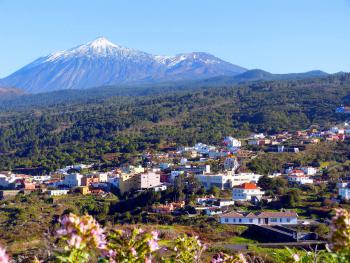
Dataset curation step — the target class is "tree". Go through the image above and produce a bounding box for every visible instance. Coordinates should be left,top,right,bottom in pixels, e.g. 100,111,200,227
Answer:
280,189,301,208
209,186,220,197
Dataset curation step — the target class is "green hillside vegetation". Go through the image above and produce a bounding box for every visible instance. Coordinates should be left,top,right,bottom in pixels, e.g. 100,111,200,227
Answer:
1,74,350,173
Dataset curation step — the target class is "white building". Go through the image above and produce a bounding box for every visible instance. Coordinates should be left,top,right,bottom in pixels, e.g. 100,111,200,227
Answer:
0,173,18,188
63,173,83,188
338,182,350,200
223,136,242,148
0,174,10,188
301,167,317,176
97,173,108,182
230,173,263,187
287,170,313,185
224,157,239,172
47,189,69,196
232,183,265,202
196,172,263,190
219,211,298,225
194,143,216,155
180,158,188,166
195,173,233,190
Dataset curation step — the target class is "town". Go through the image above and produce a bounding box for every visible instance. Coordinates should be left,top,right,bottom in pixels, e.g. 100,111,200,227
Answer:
1,124,349,237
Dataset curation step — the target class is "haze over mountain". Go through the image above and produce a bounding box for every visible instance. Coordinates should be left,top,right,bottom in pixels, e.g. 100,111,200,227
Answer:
0,38,247,93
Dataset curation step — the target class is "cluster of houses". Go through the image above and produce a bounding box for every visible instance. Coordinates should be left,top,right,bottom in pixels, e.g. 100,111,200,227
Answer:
247,125,350,153
2,132,350,226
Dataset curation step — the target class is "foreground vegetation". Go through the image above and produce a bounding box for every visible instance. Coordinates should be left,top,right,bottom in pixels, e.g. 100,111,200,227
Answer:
1,208,350,263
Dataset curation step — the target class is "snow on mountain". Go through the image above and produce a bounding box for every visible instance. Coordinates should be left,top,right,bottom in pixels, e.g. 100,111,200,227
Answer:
0,37,247,93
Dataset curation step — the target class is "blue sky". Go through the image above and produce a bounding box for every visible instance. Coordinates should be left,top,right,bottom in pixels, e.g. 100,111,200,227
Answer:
0,0,349,77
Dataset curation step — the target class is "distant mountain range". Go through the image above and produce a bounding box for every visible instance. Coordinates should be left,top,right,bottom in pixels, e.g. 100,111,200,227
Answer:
0,38,246,93
0,37,330,94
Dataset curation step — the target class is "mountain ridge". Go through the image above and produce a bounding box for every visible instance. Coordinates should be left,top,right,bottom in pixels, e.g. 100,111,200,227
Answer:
0,37,246,93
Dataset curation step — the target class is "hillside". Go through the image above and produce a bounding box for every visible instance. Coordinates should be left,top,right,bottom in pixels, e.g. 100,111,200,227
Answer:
0,74,350,173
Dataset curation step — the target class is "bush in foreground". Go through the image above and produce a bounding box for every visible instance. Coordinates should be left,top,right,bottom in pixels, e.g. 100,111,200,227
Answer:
1,208,350,262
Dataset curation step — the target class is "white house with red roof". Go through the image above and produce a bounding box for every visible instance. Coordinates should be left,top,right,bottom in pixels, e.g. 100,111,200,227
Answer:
287,169,313,185
219,211,298,225
232,183,264,201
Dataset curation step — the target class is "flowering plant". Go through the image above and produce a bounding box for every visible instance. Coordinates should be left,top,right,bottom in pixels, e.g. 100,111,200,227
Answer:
56,213,106,263
211,252,248,263
99,228,159,263
163,234,206,263
285,208,350,263
0,246,9,263
330,208,350,254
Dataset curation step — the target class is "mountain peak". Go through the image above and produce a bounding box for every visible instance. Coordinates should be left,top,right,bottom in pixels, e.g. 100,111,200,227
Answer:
0,39,247,93
88,37,118,49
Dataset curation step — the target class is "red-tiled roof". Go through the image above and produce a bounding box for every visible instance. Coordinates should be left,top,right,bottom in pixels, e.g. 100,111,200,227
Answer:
290,169,304,174
234,183,258,189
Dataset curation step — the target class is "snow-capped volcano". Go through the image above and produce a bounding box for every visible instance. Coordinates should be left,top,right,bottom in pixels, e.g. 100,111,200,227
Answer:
0,37,246,93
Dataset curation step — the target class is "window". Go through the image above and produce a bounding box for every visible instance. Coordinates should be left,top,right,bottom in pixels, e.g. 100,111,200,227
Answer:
280,218,282,222
287,218,291,223
239,219,242,223
249,219,253,223
225,218,229,223
270,218,278,222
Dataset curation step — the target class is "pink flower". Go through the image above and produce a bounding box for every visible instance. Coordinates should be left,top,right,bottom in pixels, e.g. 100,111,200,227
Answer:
145,256,152,263
151,231,158,240
0,246,9,263
147,239,159,252
292,254,300,262
68,234,82,249
238,253,247,263
130,247,137,256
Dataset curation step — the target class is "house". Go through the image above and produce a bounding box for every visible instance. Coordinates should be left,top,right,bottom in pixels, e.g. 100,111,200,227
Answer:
63,173,83,188
196,171,263,190
23,180,36,190
223,136,241,148
119,170,161,194
196,197,234,207
338,182,350,200
301,167,317,176
194,143,216,155
231,173,262,187
81,176,100,187
205,207,224,216
219,211,298,225
287,170,313,185
78,186,90,195
152,184,168,192
224,157,239,172
0,174,11,188
248,139,271,146
195,173,233,190
232,183,264,202
47,189,69,196
151,201,185,214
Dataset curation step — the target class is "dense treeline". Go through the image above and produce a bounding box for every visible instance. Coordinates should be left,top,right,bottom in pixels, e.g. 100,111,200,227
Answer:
1,74,350,173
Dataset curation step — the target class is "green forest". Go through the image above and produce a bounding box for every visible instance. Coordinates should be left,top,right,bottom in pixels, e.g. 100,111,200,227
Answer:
1,74,350,173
